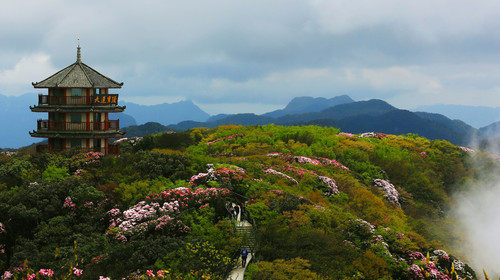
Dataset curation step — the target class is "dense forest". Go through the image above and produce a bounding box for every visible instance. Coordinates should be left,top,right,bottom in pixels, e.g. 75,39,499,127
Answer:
0,124,496,279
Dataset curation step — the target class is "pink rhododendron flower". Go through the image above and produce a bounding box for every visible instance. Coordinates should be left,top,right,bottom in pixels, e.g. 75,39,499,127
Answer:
373,179,401,208
39,269,54,277
27,274,35,280
63,196,76,210
458,146,475,153
73,267,83,276
318,176,340,195
337,132,354,137
265,168,299,185
1,271,12,280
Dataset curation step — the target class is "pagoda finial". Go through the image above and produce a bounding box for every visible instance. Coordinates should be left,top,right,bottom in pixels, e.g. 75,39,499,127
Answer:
77,39,81,63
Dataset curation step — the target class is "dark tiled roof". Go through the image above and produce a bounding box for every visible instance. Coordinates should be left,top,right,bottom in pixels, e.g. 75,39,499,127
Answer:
33,47,123,88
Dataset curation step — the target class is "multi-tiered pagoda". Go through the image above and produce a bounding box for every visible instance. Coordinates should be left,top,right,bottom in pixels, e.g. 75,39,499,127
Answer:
30,46,125,155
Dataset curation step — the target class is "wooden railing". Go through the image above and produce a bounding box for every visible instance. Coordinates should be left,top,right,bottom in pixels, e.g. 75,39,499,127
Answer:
36,145,120,156
38,94,119,106
37,120,119,131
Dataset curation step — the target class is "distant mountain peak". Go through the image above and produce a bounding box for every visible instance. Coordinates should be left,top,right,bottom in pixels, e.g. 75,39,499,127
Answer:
264,95,355,118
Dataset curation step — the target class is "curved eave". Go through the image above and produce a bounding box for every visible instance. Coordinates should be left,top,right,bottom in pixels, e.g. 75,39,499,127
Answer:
30,105,126,113
30,130,125,139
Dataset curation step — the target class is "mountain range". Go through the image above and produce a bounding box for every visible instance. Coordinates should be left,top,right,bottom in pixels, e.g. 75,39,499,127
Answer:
1,93,500,148
168,98,479,145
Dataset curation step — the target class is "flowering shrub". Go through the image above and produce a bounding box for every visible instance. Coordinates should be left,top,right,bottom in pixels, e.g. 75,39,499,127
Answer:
267,153,349,170
62,196,76,210
107,187,230,241
189,165,247,188
457,146,475,153
337,132,355,137
115,137,143,146
261,164,317,179
207,133,244,145
314,156,350,170
373,179,401,207
65,151,104,172
107,200,188,240
265,168,299,185
317,176,340,196
359,132,387,139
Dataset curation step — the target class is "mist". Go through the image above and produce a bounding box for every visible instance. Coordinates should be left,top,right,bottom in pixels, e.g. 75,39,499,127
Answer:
450,142,500,277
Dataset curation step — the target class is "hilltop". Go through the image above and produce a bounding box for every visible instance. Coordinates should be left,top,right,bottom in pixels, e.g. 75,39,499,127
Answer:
0,124,491,279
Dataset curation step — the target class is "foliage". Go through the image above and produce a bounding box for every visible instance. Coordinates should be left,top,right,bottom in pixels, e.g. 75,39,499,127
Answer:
0,124,487,279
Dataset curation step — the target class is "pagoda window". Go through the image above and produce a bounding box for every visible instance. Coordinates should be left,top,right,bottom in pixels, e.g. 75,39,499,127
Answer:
93,139,101,148
51,88,64,96
71,113,82,123
71,88,82,96
50,139,63,148
71,139,82,148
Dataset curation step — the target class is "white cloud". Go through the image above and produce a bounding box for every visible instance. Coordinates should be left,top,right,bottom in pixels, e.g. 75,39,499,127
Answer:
0,53,57,96
360,66,442,93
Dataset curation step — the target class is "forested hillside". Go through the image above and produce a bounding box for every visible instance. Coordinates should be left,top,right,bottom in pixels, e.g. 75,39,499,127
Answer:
1,125,495,279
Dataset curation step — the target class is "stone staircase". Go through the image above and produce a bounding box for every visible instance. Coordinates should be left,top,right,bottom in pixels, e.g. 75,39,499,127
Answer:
235,221,257,253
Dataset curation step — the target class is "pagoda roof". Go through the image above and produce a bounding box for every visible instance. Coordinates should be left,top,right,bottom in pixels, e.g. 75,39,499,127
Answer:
32,46,123,89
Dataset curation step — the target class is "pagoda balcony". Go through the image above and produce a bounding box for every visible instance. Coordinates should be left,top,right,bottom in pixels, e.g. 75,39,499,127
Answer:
37,119,120,132
36,144,120,156
37,94,119,106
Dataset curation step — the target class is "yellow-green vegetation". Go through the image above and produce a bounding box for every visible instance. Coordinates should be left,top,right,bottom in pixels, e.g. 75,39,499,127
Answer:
1,124,494,279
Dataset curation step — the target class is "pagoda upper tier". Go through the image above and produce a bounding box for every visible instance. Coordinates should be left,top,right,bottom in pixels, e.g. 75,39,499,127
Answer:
32,46,123,89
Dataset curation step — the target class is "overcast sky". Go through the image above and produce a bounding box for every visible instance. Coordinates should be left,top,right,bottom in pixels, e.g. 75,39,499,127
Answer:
2,0,500,114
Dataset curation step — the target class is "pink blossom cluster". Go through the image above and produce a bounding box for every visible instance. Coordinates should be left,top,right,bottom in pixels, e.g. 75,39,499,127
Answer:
74,169,85,177
267,153,350,170
114,200,180,232
114,137,143,146
337,132,355,137
0,151,17,157
292,156,323,165
207,133,244,145
407,264,424,279
265,168,299,185
406,251,426,262
210,153,236,157
211,167,247,183
432,249,450,261
261,164,317,179
1,271,12,280
407,261,455,280
107,187,231,240
270,189,310,203
73,268,83,276
458,146,475,153
99,277,110,280
373,179,401,208
359,132,386,139
0,222,5,234
39,269,54,277
147,187,231,210
314,157,350,170
267,153,322,165
354,219,376,234
62,196,76,210
317,176,339,195
188,164,216,185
